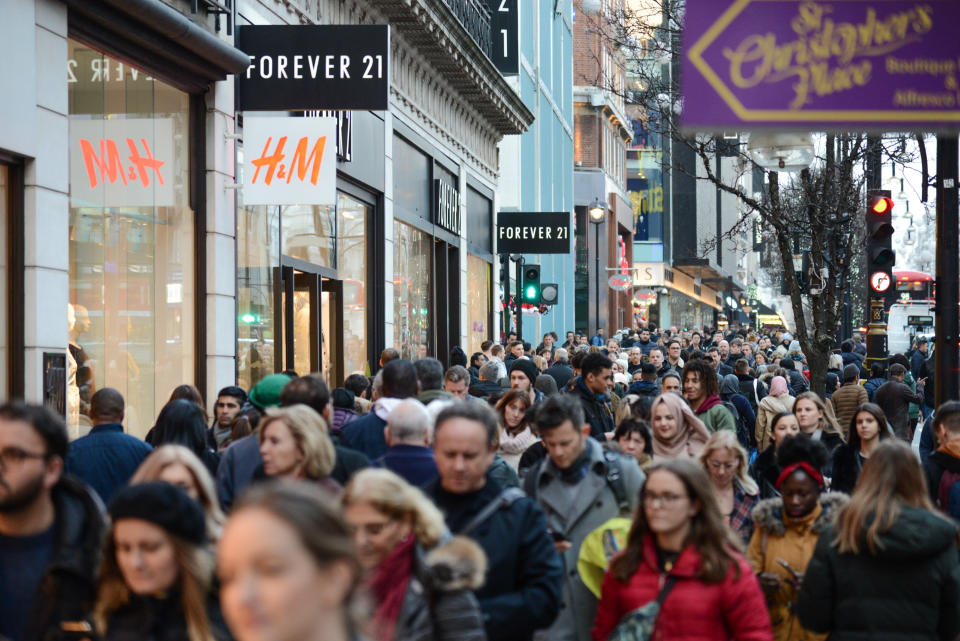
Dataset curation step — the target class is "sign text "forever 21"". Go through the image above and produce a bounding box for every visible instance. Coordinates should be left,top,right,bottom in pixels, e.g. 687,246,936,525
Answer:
237,24,390,112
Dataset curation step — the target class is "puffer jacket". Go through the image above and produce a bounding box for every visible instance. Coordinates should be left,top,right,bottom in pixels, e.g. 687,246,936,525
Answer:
394,537,488,641
592,534,773,641
746,494,849,641
863,376,886,402
755,393,795,451
797,506,960,641
831,383,868,438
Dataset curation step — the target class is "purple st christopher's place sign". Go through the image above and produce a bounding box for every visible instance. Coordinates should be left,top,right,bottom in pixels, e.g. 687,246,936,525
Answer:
682,0,960,130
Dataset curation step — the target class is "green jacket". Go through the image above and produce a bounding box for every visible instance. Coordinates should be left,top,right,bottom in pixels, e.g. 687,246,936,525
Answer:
696,398,737,433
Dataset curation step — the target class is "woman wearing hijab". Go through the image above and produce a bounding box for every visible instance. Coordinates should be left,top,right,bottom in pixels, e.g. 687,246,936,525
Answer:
756,377,796,451
649,392,712,459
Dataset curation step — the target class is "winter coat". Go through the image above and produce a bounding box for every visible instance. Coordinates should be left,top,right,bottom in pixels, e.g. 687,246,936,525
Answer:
830,443,866,495
873,380,924,440
22,477,105,641
923,449,960,509
342,410,389,459
755,394,795,451
426,475,563,641
489,454,520,488
786,369,809,396
572,377,615,441
592,534,773,641
750,445,780,500
332,406,360,436
102,590,230,641
65,423,153,505
863,376,886,402
695,396,737,434
498,426,539,470
469,380,504,400
797,506,960,641
543,363,574,390
394,537,488,641
746,494,849,641
523,438,644,641
830,383,868,438
738,375,767,411
375,444,439,487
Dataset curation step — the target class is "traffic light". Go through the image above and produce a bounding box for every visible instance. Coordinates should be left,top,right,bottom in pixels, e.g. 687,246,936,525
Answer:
866,189,895,305
541,282,559,305
522,264,541,304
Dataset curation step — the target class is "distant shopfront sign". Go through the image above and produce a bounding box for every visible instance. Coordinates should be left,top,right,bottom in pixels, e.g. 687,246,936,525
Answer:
242,117,337,205
237,25,389,111
496,212,572,254
683,0,960,129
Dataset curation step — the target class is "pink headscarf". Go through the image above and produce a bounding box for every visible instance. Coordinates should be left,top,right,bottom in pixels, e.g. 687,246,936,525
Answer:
769,376,789,397
650,392,712,459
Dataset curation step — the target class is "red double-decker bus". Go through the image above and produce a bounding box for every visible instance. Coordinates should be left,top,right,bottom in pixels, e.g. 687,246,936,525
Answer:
894,270,934,302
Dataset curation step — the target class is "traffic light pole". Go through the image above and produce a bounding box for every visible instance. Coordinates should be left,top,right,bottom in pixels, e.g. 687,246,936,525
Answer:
935,135,959,406
515,257,524,344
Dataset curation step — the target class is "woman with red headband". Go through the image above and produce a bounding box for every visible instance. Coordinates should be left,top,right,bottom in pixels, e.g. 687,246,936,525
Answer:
746,435,849,641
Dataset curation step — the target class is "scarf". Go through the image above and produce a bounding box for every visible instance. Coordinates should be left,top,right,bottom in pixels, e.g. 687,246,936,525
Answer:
695,394,723,415
370,536,416,641
557,447,593,484
374,397,405,421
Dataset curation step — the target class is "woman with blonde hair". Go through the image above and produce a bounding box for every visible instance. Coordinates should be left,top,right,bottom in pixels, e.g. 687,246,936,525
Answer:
257,404,339,493
342,469,487,641
95,482,228,641
793,392,845,462
131,444,226,540
649,392,712,459
698,430,759,544
494,389,536,470
798,440,960,640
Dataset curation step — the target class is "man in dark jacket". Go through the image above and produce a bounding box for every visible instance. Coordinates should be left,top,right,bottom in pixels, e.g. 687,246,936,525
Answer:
911,337,929,380
65,388,152,504
426,402,563,641
628,362,660,398
509,358,545,406
469,362,504,400
734,359,766,411
840,339,865,373
0,402,105,641
342,359,419,459
874,363,925,440
544,348,574,389
572,352,615,441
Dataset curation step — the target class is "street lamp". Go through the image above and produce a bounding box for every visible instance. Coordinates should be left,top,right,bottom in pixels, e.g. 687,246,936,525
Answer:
589,198,606,336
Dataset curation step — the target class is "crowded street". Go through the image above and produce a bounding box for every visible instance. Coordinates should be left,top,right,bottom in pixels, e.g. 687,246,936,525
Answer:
3,0,960,640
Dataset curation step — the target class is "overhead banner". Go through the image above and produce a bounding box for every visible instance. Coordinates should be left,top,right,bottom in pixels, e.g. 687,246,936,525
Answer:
237,24,389,111
69,118,175,208
243,117,337,205
496,212,572,254
682,0,960,129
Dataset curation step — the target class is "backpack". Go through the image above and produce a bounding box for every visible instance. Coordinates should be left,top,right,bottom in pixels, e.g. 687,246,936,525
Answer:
722,400,753,451
937,469,960,522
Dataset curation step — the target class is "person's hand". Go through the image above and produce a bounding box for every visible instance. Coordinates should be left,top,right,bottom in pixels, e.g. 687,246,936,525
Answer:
757,571,780,597
554,540,573,553
918,378,927,388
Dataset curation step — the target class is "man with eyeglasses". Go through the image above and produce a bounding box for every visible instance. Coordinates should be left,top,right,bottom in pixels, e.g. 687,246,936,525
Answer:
0,402,105,641
572,352,616,441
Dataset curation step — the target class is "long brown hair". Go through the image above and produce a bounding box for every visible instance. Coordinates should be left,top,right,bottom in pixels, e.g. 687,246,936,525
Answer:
609,459,742,584
834,440,951,555
95,527,215,640
495,390,532,436
846,403,891,452
793,392,844,437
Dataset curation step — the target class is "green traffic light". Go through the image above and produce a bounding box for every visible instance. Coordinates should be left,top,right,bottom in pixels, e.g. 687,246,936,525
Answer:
240,313,256,324
524,285,538,300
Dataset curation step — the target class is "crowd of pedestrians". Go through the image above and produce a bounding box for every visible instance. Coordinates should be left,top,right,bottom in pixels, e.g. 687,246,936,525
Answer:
1,324,959,641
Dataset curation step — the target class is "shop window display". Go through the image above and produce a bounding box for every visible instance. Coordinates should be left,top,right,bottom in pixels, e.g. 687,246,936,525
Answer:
394,222,432,360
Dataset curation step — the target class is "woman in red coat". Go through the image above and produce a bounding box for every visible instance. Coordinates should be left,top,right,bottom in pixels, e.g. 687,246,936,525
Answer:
592,458,773,641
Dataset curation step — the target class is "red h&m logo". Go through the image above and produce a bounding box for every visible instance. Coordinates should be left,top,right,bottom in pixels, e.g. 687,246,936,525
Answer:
79,138,165,188
250,135,328,186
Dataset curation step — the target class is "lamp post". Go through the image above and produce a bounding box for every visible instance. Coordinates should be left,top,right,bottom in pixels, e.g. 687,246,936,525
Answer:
589,198,607,336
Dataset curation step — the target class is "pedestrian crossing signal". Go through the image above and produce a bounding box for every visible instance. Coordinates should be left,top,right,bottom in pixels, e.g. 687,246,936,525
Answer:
522,264,541,304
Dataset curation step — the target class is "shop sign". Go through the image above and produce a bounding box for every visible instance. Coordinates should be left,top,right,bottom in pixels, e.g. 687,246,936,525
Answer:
608,274,633,291
297,110,352,162
486,0,519,75
242,116,337,205
632,262,665,287
683,0,960,129
496,212,572,254
69,118,175,208
237,25,389,111
434,178,462,235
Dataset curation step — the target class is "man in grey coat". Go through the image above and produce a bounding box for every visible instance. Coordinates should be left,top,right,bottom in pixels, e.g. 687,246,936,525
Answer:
522,395,645,641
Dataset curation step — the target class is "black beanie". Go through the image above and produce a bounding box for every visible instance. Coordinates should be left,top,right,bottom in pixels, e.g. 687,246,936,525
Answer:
109,482,206,544
510,358,539,386
331,387,355,409
450,346,468,367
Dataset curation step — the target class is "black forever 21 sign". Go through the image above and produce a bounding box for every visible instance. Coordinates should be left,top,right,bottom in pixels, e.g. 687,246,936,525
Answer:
496,212,572,254
236,25,390,111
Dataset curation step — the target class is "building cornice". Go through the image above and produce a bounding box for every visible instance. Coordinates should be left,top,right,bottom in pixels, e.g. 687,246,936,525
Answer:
373,0,534,135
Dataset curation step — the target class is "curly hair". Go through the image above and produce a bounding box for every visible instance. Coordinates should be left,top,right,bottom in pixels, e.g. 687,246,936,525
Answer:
342,468,447,548
776,433,829,472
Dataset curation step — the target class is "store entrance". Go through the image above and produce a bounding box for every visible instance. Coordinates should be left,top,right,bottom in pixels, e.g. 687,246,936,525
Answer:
274,260,344,386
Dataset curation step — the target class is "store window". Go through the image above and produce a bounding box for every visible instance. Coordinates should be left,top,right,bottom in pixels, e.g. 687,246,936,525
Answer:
0,165,8,397
282,204,334,268
237,205,280,390
394,221,432,360
466,255,490,353
68,39,195,439
337,193,369,375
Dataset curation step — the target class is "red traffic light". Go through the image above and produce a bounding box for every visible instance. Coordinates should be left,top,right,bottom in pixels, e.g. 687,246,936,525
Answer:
870,196,893,215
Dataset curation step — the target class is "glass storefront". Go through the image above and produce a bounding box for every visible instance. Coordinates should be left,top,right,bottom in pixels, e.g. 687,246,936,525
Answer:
337,193,369,375
394,221,432,361
68,39,195,439
668,291,715,331
237,205,280,390
466,254,490,353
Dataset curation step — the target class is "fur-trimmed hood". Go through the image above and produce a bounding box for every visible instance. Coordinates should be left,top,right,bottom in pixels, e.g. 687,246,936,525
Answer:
750,492,849,536
422,535,488,592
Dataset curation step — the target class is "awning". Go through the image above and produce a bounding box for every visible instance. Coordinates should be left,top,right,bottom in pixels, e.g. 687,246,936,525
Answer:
65,0,249,93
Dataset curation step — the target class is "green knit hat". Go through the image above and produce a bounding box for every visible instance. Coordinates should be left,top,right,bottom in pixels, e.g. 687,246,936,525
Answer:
248,373,292,409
